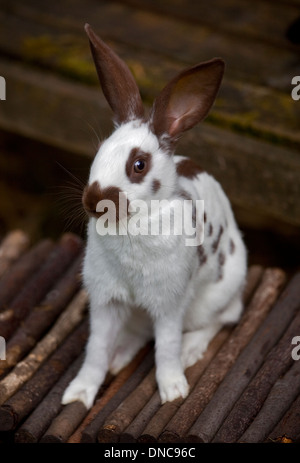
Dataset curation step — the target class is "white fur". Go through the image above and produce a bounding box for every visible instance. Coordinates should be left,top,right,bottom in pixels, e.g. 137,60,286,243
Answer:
62,120,247,409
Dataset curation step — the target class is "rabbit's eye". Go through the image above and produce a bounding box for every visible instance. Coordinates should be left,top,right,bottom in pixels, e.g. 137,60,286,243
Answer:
134,159,145,173
126,148,152,183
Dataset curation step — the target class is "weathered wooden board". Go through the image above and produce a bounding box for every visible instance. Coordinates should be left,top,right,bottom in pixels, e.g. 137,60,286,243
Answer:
0,2,299,147
0,230,299,443
0,0,299,229
1,57,299,228
121,0,300,49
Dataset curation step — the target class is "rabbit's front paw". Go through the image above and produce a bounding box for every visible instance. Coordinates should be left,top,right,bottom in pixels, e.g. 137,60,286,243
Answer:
61,376,98,409
158,372,189,404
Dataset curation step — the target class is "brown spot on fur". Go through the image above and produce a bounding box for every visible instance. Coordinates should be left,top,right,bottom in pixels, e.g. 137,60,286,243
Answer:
208,223,213,237
197,245,207,266
217,251,226,281
82,181,128,221
152,179,161,193
176,158,203,179
229,238,235,254
82,181,101,218
126,148,152,183
178,189,192,201
219,251,226,266
212,225,224,253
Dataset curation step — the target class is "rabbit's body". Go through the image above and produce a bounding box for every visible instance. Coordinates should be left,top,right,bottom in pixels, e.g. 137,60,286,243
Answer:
62,26,247,409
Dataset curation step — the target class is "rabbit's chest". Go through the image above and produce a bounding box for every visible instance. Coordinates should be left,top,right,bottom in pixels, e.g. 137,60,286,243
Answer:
86,229,196,311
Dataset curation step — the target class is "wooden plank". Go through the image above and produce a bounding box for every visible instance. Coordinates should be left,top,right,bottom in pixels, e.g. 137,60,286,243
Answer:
0,230,30,279
4,0,299,91
239,359,300,443
120,0,300,49
1,57,300,228
0,320,88,432
136,266,263,443
1,254,83,376
187,271,300,443
182,125,300,228
158,268,286,443
80,349,154,443
0,289,88,406
213,305,300,442
267,394,300,443
0,233,82,340
14,355,84,443
68,344,152,443
0,2,299,230
0,7,299,149
0,239,54,310
0,58,112,156
137,327,232,443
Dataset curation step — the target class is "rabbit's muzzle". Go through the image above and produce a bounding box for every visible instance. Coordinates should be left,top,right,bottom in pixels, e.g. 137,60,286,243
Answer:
82,181,129,222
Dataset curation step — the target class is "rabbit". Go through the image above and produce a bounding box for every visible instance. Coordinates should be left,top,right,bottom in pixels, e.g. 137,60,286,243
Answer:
62,24,247,409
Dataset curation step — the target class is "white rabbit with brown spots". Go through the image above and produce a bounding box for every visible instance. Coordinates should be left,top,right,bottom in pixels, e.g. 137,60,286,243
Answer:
62,24,247,409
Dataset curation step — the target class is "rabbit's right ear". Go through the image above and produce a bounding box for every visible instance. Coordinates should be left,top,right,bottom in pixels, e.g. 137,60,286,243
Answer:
85,24,144,125
150,59,224,141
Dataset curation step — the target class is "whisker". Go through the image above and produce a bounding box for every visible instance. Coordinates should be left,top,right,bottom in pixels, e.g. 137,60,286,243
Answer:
84,120,102,151
50,162,88,235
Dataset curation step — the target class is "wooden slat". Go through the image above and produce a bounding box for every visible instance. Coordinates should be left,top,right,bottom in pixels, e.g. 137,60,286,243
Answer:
0,233,82,341
4,0,299,90
239,359,300,443
0,239,54,310
80,349,154,443
68,344,151,443
267,393,300,443
0,230,30,279
0,320,88,432
213,306,300,442
1,254,83,376
120,0,300,49
1,57,300,228
14,355,84,443
0,0,299,230
0,6,299,148
0,229,298,443
187,271,300,442
0,289,88,406
157,268,286,443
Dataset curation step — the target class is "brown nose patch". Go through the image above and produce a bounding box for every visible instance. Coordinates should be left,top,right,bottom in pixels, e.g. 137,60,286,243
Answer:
82,181,128,221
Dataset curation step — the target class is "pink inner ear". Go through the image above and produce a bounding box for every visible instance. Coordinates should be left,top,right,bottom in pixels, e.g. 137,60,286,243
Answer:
151,59,224,140
168,93,201,137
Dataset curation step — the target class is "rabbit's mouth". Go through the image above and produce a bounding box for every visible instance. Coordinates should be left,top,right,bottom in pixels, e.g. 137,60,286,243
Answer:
82,181,129,222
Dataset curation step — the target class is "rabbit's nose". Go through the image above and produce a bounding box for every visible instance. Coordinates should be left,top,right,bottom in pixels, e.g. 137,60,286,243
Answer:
82,181,129,221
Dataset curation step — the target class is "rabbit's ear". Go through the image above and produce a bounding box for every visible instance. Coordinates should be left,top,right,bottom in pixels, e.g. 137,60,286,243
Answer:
85,24,144,125
151,59,224,140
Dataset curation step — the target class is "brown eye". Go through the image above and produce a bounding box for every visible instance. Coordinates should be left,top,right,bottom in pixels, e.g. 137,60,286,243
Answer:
134,159,146,173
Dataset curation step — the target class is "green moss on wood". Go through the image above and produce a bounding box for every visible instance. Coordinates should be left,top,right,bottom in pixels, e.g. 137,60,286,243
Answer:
22,35,97,84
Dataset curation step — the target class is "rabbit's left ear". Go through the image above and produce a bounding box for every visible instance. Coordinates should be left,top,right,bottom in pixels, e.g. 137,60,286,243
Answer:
85,24,144,125
150,59,224,140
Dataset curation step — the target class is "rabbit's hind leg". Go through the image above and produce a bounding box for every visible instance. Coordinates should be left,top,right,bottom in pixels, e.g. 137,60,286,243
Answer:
180,323,221,370
109,309,153,375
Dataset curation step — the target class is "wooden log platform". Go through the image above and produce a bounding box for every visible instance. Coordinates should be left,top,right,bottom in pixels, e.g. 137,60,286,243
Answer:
0,229,299,443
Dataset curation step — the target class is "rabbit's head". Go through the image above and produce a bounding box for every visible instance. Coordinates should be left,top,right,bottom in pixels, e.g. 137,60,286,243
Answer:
82,24,224,222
